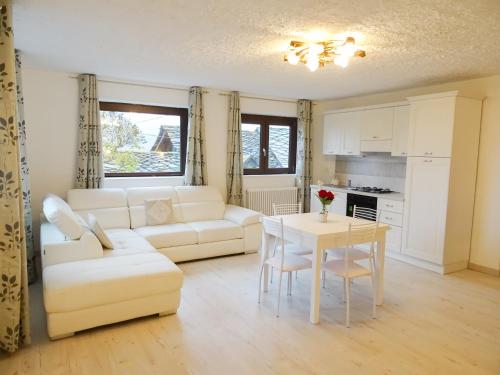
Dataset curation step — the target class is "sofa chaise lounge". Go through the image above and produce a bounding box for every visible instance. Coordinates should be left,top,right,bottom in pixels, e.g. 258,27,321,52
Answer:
40,186,261,339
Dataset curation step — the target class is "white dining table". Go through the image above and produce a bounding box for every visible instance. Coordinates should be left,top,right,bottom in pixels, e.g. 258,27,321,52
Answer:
260,212,389,324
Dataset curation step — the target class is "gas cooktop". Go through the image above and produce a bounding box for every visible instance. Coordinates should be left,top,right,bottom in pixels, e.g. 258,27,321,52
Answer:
348,186,395,194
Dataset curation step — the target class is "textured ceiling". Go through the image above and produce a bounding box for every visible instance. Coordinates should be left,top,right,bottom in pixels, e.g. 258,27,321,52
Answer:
13,0,500,100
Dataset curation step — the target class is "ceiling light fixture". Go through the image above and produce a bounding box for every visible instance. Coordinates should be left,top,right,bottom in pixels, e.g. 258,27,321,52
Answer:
284,36,366,71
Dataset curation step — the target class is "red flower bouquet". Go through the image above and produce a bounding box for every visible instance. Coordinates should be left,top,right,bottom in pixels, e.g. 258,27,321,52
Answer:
316,189,335,206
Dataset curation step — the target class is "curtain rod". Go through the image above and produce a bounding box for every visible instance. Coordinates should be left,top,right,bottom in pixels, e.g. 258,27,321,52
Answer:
68,74,205,93
68,75,313,104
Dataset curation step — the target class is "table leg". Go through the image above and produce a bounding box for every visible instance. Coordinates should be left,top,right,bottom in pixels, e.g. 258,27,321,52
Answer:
376,234,386,305
310,245,322,324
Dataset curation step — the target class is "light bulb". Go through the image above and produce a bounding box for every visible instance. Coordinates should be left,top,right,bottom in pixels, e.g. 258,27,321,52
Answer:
287,51,299,65
334,55,349,68
306,53,320,71
309,43,324,55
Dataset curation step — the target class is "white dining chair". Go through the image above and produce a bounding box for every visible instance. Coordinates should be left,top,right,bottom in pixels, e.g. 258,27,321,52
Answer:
322,220,379,327
271,203,313,281
258,216,312,317
321,206,380,286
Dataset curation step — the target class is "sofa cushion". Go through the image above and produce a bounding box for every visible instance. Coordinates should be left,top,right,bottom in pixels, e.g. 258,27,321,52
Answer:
145,198,175,226
188,220,243,244
43,194,85,240
43,252,183,313
68,188,130,229
134,223,198,248
104,228,155,256
88,213,113,249
127,187,183,228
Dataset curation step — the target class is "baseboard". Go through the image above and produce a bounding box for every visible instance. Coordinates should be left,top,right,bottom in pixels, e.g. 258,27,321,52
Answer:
468,262,500,276
386,252,468,275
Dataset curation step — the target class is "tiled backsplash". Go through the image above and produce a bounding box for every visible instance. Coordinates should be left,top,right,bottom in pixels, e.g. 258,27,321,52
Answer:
334,153,407,192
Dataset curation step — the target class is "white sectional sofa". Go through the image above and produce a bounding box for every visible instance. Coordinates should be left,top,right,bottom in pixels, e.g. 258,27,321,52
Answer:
40,186,261,339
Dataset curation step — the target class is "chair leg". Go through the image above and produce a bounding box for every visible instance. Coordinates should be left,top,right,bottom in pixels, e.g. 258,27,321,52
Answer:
345,277,351,328
295,270,298,280
287,272,292,296
277,270,284,317
342,278,346,303
258,263,265,303
371,273,377,319
270,267,274,284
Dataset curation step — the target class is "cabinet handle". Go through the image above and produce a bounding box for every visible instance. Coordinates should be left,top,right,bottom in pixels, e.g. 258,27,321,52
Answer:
423,159,433,163
424,151,433,155
347,151,352,154
386,204,394,208
385,216,393,221
401,152,407,155
372,136,378,139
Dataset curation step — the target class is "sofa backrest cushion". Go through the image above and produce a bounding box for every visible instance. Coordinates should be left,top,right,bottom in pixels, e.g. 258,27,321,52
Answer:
43,194,85,239
67,188,130,229
175,186,225,222
126,187,183,228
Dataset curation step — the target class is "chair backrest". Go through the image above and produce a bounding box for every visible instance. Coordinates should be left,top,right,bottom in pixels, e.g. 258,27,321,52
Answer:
262,216,286,265
353,206,378,221
272,203,302,216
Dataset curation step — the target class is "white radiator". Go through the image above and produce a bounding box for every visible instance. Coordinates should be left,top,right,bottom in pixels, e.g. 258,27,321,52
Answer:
246,187,298,216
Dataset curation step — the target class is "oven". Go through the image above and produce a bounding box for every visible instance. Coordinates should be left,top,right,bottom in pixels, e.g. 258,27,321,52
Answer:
346,193,378,220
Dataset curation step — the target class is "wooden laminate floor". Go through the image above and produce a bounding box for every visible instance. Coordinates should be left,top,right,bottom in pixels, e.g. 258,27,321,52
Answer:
1,253,499,375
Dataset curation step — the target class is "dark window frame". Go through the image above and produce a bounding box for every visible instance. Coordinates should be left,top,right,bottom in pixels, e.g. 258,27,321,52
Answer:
241,114,297,175
99,102,188,177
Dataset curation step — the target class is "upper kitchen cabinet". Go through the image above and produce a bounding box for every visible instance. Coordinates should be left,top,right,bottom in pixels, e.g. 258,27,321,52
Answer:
323,111,361,156
360,107,394,152
407,92,457,157
391,105,410,156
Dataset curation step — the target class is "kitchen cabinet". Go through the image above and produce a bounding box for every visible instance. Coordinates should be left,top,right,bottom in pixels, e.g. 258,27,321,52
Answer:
391,105,410,156
400,91,482,273
329,191,347,215
322,112,360,156
379,198,404,253
407,96,455,157
402,157,450,263
360,107,394,140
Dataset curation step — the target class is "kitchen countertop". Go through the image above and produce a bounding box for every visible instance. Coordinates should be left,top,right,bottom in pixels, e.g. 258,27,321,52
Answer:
310,184,405,201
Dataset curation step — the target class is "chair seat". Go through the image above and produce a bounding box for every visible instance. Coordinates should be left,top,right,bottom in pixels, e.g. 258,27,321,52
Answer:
325,247,370,261
283,243,313,256
322,259,372,278
265,254,312,273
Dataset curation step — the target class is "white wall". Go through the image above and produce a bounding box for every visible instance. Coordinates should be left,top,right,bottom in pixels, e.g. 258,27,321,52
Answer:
314,75,500,273
22,68,296,250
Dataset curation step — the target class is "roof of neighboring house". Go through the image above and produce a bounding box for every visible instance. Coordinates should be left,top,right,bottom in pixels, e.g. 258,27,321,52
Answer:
104,124,291,173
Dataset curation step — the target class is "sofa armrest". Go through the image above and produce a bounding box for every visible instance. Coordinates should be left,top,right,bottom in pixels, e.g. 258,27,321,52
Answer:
224,205,261,226
42,231,103,268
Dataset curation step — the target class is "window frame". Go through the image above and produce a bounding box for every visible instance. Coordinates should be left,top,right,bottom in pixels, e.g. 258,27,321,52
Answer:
99,102,188,177
241,114,297,175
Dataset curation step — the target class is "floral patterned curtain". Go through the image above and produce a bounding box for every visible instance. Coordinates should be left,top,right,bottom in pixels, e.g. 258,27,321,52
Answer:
296,99,313,212
226,92,243,205
184,86,207,186
0,0,31,352
75,74,103,189
15,50,36,284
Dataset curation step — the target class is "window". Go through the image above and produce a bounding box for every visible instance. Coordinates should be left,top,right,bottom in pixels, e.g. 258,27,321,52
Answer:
241,114,297,175
99,102,188,177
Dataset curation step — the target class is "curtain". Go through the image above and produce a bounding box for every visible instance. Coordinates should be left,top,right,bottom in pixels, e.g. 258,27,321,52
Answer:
296,99,313,212
0,0,31,352
184,86,207,186
75,74,103,189
15,50,36,284
226,92,243,205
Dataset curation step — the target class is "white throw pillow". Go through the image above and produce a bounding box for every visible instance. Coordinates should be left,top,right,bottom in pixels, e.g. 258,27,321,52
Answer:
87,213,114,249
43,194,84,240
145,198,175,226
